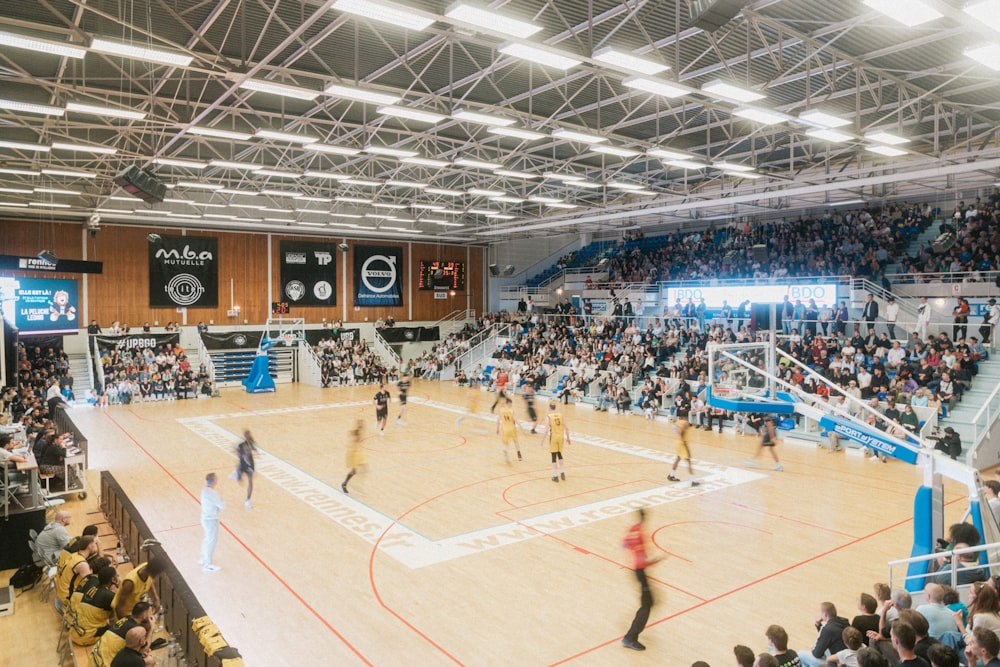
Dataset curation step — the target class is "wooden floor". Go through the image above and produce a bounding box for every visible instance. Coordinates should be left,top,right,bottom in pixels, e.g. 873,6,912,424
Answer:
1,380,974,667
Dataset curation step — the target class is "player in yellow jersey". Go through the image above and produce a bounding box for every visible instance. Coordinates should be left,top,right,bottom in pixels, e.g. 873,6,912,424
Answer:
456,385,482,426
540,402,570,482
667,419,700,487
341,420,366,494
496,397,522,463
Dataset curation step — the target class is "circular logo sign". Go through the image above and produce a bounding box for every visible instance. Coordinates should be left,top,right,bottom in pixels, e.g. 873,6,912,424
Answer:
285,280,306,301
361,254,397,294
233,334,247,347
165,273,205,306
313,280,332,300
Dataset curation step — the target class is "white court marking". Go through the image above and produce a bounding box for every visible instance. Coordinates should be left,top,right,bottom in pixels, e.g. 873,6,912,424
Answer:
178,398,765,568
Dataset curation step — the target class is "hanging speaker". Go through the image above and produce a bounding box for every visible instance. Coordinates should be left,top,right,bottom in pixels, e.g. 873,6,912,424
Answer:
113,165,166,203
503,265,515,276
752,244,768,263
338,243,350,252
489,264,500,277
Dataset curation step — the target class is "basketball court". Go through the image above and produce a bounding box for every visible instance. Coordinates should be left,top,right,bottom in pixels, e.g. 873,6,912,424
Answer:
66,380,965,666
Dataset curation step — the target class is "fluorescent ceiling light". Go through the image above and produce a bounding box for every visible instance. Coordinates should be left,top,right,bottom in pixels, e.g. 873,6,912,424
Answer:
543,171,584,181
622,76,687,99
295,221,326,227
189,127,252,140
0,30,86,59
732,107,789,125
34,187,81,194
386,180,428,188
495,169,538,179
90,38,193,67
434,208,465,215
798,109,852,128
453,109,515,126
454,158,502,170
323,83,401,105
714,161,755,172
255,129,319,144
498,42,582,70
647,148,690,160
529,196,562,203
372,202,407,209
0,187,32,194
867,144,908,157
593,47,668,75
701,80,765,103
412,203,445,210
41,168,95,178
865,130,908,145
177,181,222,190
332,0,435,30
726,171,762,180
592,145,640,158
425,219,464,226
608,181,645,190
567,180,601,189
444,3,542,38
260,189,302,197
304,143,360,156
467,208,498,214
547,202,578,209
400,156,449,167
552,128,607,144
210,160,263,171
0,202,28,208
217,188,258,196
666,159,707,170
425,187,465,196
154,158,206,169
167,212,203,219
806,128,853,142
0,99,63,116
30,202,71,208
965,44,1000,70
488,126,546,141
256,169,300,178
365,146,419,158
51,142,117,155
300,197,334,204
468,188,505,197
66,102,145,120
485,213,516,219
378,106,446,124
863,0,942,26
336,196,374,204
0,168,40,176
330,213,363,219
490,195,524,203
239,79,319,101
303,170,349,180
341,178,381,187
965,0,1000,31
0,140,50,152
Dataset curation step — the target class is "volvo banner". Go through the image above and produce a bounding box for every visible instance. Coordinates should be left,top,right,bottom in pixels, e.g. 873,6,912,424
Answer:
149,235,218,308
354,245,403,307
279,241,337,306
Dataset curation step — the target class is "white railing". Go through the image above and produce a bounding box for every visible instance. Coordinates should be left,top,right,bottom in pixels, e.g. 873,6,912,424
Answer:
443,323,512,380
372,328,401,369
972,381,1000,453
886,269,1000,285
433,309,476,337
197,336,217,384
91,336,105,392
297,342,324,387
888,541,999,592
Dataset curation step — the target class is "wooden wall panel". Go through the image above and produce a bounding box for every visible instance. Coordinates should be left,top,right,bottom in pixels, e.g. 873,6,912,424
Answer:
0,218,486,327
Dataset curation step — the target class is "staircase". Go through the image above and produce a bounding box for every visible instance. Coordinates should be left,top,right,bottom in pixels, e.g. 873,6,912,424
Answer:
944,356,1000,448
67,353,93,403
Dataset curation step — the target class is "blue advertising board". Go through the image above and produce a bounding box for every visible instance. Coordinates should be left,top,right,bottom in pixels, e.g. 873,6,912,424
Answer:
0,277,80,335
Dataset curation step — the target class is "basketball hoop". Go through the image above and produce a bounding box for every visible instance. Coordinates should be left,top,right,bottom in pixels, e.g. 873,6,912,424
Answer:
712,384,737,398
282,333,295,346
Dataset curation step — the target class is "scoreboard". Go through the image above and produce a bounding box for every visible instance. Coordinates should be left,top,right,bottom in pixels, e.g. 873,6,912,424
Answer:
418,260,465,290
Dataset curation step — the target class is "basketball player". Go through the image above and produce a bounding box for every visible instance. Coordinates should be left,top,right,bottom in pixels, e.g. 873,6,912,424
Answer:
496,397,522,463
396,374,410,425
373,383,390,436
233,430,257,509
456,385,481,426
491,366,510,413
523,381,539,434
667,419,700,486
746,415,783,471
341,421,365,494
622,508,661,651
540,402,570,482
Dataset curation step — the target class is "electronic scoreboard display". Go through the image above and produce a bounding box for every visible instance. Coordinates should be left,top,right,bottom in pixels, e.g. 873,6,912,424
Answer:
418,260,465,290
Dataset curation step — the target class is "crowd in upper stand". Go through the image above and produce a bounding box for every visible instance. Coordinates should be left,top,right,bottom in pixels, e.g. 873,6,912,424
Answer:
96,342,209,404
315,327,394,386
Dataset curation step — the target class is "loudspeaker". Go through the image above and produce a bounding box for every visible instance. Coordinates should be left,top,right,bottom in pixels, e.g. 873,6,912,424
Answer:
752,244,768,263
433,269,445,280
338,243,350,252
489,264,500,277
37,250,58,266
147,234,161,243
503,264,515,276
113,165,166,204
688,0,751,32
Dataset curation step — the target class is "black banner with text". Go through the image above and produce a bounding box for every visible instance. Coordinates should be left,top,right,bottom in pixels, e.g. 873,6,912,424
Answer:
279,241,337,306
148,235,218,308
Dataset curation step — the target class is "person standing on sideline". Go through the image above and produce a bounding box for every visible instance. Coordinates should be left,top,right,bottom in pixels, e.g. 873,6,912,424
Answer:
497,397,522,463
523,381,539,434
200,473,225,572
863,294,880,332
491,366,510,413
747,416,783,471
233,430,257,509
373,383,390,436
396,374,410,425
667,419,700,486
540,401,570,482
621,508,661,651
885,297,899,340
916,297,931,341
341,421,365,494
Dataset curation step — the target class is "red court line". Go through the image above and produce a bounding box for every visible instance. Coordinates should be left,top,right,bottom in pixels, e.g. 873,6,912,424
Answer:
101,411,373,666
498,477,634,509
727,501,861,539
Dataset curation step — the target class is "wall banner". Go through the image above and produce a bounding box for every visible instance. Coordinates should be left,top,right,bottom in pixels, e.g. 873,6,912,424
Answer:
354,245,403,307
149,235,218,308
279,241,337,306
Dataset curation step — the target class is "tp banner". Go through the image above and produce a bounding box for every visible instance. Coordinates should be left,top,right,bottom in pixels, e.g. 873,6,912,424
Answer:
354,245,403,307
279,241,337,306
149,235,218,308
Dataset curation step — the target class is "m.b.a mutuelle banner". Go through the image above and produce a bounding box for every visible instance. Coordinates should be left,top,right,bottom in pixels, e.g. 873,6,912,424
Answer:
148,235,218,308
354,245,403,307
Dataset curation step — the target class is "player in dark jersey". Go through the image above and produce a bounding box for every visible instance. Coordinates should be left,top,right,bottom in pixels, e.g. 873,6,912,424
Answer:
234,430,257,509
523,381,538,434
396,374,410,425
373,384,390,436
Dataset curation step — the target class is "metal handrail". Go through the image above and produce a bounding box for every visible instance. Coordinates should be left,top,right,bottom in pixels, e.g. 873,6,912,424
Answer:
372,327,401,367
888,541,998,590
886,269,1000,285
449,323,512,374
972,379,1000,447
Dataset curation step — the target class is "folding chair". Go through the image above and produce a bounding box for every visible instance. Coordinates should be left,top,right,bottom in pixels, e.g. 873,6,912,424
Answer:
28,528,58,602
